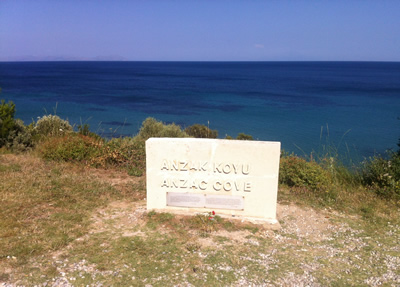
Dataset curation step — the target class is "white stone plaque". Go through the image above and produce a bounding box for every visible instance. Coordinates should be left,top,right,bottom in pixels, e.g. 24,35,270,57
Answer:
167,192,205,208
205,194,244,210
146,138,280,223
166,192,244,210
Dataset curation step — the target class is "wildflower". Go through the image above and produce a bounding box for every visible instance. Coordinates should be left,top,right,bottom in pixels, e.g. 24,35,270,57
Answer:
212,211,215,215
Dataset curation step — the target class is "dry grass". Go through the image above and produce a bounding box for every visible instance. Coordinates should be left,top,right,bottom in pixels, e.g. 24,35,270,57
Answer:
0,153,144,277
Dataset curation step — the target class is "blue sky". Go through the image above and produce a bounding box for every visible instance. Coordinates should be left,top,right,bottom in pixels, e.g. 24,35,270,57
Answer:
1,1,399,61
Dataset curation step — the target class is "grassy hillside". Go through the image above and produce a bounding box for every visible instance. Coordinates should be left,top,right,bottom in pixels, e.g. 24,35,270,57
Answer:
1,153,399,286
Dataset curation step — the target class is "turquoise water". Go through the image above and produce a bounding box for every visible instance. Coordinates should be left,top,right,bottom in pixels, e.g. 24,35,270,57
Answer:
0,61,399,161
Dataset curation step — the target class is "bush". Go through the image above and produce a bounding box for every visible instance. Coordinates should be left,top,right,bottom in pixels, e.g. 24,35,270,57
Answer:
78,123,102,140
104,137,146,175
185,124,218,138
279,156,331,192
137,117,189,140
35,115,73,138
5,119,35,152
236,133,253,140
0,100,35,151
38,133,146,176
38,134,101,163
0,100,16,147
362,151,400,201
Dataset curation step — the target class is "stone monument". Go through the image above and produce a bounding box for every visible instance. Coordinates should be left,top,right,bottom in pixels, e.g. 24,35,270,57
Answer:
146,138,281,223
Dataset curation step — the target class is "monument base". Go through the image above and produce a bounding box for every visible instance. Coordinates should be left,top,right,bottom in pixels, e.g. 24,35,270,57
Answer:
147,207,281,230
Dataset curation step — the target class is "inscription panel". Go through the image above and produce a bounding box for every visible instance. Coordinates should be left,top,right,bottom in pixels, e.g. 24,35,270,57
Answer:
166,192,205,208
205,194,244,210
167,192,244,210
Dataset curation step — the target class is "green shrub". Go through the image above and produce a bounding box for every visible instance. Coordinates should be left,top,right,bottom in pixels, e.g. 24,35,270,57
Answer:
105,137,146,175
5,119,35,152
38,134,101,163
362,151,400,202
77,123,101,140
185,124,218,138
35,115,73,138
279,156,331,192
137,117,189,140
0,100,16,147
0,100,35,151
236,133,253,140
37,132,146,175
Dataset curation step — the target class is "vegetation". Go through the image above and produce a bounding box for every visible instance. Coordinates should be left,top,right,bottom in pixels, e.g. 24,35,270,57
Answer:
38,134,102,163
0,100,16,144
236,132,253,140
361,151,400,202
35,114,73,138
77,123,102,140
225,132,254,140
279,155,331,192
185,123,218,138
4,119,35,152
137,117,189,140
0,100,34,152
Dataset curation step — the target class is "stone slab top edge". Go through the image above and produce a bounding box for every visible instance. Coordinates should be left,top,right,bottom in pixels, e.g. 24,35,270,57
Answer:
146,137,281,146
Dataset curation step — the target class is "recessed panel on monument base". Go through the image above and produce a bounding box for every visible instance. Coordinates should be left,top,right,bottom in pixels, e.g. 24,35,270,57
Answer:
146,138,281,223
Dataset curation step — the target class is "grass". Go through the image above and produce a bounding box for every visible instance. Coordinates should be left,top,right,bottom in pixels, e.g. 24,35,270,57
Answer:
0,154,138,265
1,152,399,286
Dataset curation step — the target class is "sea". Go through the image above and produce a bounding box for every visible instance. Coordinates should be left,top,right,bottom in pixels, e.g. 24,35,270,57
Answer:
0,61,399,162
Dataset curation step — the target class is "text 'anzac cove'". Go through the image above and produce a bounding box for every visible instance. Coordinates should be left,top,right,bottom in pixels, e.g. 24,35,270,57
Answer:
160,159,252,192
